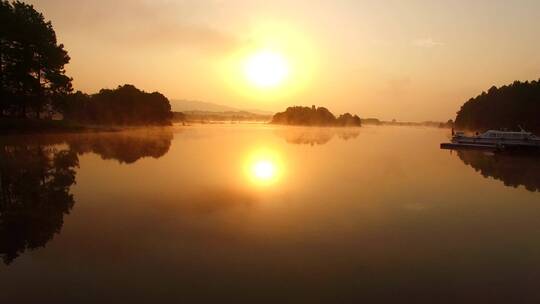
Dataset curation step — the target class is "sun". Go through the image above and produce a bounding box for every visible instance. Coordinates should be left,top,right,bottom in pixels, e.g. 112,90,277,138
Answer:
220,23,318,100
252,160,277,180
243,50,290,89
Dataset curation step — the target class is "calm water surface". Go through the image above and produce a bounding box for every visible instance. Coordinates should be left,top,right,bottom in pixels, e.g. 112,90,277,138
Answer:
1,125,540,303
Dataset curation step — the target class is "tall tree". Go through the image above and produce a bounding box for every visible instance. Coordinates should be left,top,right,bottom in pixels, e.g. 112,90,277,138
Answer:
455,80,540,132
0,0,71,118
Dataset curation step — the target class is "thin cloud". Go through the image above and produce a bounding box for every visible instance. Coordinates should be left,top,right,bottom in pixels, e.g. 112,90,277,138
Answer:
117,23,240,53
413,38,444,48
33,0,241,53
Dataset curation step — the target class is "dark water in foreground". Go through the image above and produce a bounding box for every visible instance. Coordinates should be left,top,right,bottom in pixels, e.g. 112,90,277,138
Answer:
1,125,540,303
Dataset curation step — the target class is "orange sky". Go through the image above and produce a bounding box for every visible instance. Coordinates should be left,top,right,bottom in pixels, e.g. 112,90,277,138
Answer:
28,0,540,121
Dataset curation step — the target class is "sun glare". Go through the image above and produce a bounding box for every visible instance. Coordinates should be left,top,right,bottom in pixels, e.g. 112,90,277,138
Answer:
253,160,277,180
243,51,289,89
220,22,317,101
245,149,283,185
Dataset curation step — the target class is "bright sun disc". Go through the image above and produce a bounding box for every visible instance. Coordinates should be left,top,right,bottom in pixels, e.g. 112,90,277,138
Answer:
244,51,289,88
253,160,276,180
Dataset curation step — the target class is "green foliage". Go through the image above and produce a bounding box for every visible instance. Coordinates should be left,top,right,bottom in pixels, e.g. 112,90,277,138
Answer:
63,85,173,125
271,106,361,127
0,0,72,118
455,80,540,132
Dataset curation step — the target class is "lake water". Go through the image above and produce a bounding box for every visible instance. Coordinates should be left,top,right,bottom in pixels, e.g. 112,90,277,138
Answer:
1,125,540,303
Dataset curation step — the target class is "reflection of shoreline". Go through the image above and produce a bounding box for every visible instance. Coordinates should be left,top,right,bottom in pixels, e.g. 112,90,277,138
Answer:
0,144,78,264
274,127,360,146
456,150,540,192
0,129,174,264
68,130,173,164
0,128,174,164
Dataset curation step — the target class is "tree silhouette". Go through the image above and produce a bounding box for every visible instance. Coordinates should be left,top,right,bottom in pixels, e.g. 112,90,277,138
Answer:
271,106,361,127
62,85,173,125
336,113,362,126
0,144,78,264
0,0,71,118
455,80,540,132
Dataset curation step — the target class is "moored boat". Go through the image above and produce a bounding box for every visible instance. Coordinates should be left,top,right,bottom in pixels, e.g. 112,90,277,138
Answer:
441,129,540,151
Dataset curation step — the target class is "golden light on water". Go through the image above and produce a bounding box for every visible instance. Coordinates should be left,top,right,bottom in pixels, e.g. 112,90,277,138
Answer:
245,148,283,185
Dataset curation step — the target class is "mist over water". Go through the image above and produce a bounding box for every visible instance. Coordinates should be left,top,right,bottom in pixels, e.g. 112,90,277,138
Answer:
1,125,540,303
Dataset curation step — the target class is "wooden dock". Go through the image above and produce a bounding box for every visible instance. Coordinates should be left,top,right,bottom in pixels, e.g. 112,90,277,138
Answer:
441,142,540,152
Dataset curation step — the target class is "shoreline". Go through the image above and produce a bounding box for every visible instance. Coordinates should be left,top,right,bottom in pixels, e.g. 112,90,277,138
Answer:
0,118,171,135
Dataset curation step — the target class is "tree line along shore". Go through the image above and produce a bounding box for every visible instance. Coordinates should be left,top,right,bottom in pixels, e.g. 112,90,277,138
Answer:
454,80,540,133
1,1,538,133
0,1,173,132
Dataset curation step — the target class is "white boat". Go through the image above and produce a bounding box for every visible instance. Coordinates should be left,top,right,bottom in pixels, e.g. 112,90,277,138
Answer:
449,129,540,149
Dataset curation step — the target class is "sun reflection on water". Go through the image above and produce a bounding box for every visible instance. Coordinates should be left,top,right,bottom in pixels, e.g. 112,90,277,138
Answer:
245,148,283,185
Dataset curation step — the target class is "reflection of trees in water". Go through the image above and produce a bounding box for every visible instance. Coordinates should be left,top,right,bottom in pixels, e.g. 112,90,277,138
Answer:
0,129,173,264
0,129,174,164
457,150,540,192
0,145,78,264
68,130,173,164
275,127,360,146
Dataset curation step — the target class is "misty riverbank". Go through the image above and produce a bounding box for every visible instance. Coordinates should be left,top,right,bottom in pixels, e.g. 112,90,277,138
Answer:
0,118,173,134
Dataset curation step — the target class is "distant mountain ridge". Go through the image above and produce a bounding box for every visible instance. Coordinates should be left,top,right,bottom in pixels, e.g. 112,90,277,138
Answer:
170,99,273,115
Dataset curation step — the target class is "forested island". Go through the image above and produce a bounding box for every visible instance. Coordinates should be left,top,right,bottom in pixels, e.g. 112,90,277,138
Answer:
0,1,172,131
455,80,540,133
271,106,361,127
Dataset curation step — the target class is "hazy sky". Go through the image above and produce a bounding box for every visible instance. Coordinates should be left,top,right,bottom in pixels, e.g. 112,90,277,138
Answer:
28,0,540,120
